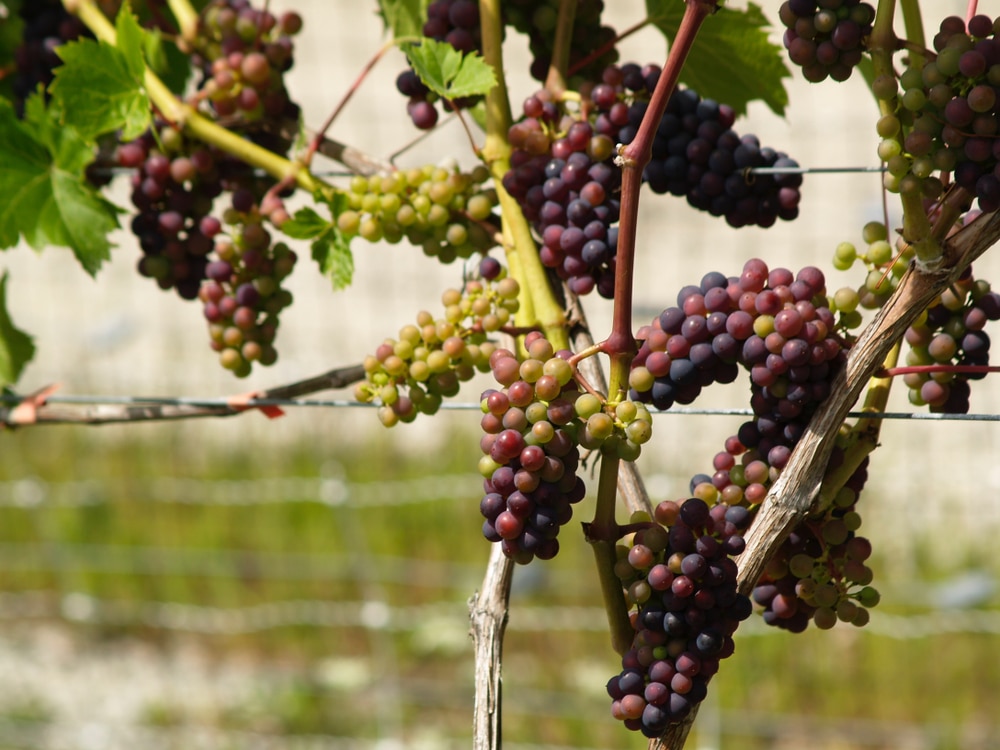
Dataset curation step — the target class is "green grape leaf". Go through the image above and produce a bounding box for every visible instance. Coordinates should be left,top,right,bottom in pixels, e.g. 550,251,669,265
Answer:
284,200,354,290
645,1,790,116
0,97,119,275
377,0,430,38
48,6,150,141
0,272,36,388
404,38,496,99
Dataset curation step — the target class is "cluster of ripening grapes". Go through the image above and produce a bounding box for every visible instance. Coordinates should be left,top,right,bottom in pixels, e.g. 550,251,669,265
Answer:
477,332,653,563
356,259,519,426
502,64,803,297
779,0,875,82
336,163,500,264
752,456,880,631
200,191,297,376
608,498,753,735
111,0,303,374
875,14,1000,212
832,219,1000,414
194,0,302,141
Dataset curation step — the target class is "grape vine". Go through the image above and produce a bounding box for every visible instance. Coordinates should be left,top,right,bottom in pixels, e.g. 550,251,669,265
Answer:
4,1,1000,749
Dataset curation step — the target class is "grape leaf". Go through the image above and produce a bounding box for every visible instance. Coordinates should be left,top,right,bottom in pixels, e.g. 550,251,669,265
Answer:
284,200,354,290
0,97,120,275
377,0,430,38
405,39,496,99
0,272,36,387
48,6,150,141
143,27,194,95
645,1,790,116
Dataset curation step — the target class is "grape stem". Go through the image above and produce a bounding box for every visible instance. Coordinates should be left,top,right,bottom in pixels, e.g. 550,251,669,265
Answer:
165,0,199,48
543,0,577,97
478,0,569,349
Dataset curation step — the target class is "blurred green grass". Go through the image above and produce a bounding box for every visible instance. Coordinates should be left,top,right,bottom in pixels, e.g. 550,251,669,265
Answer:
0,424,997,749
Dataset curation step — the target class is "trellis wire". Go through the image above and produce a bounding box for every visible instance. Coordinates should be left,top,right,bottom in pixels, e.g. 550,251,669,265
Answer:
0,590,996,639
4,392,1000,421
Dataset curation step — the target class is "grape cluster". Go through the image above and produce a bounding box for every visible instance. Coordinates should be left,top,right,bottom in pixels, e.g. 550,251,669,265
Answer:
630,260,843,458
200,192,297,376
877,14,1000,212
751,456,879,631
395,0,481,129
337,162,500,263
118,125,223,300
195,0,302,148
11,0,90,115
830,220,911,314
778,0,875,83
504,91,621,296
505,0,618,83
477,336,587,563
901,267,1000,413
607,498,753,736
610,67,802,228
355,269,520,426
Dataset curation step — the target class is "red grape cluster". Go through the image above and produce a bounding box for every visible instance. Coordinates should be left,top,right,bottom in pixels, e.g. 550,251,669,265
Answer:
395,0,481,130
878,14,1000,212
608,498,753,736
478,335,587,563
778,0,875,83
902,266,1000,413
195,0,302,146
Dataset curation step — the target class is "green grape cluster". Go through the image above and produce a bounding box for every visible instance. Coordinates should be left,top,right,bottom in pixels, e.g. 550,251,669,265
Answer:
337,162,500,263
829,221,912,317
355,274,520,426
902,268,1000,412
875,14,1000,211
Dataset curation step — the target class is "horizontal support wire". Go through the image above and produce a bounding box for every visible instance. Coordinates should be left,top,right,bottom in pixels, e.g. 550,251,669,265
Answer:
2,393,1000,421
0,590,996,639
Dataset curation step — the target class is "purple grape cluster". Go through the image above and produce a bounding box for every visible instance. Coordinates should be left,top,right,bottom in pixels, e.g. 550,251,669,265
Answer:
902,266,1000,413
10,0,90,114
607,65,802,228
478,336,587,563
118,126,223,300
778,0,874,82
630,259,843,453
608,498,753,736
503,92,621,296
395,0,481,129
504,0,618,83
752,457,879,631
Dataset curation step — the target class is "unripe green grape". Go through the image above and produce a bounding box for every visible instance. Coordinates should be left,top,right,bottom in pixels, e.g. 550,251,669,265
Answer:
542,357,573,386
628,367,653,392
616,438,642,461
337,210,360,234
575,392,603,419
615,400,638,423
587,412,614,441
901,88,926,111
834,241,857,265
875,114,900,138
866,240,893,265
833,287,860,312
877,138,902,161
625,419,652,444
